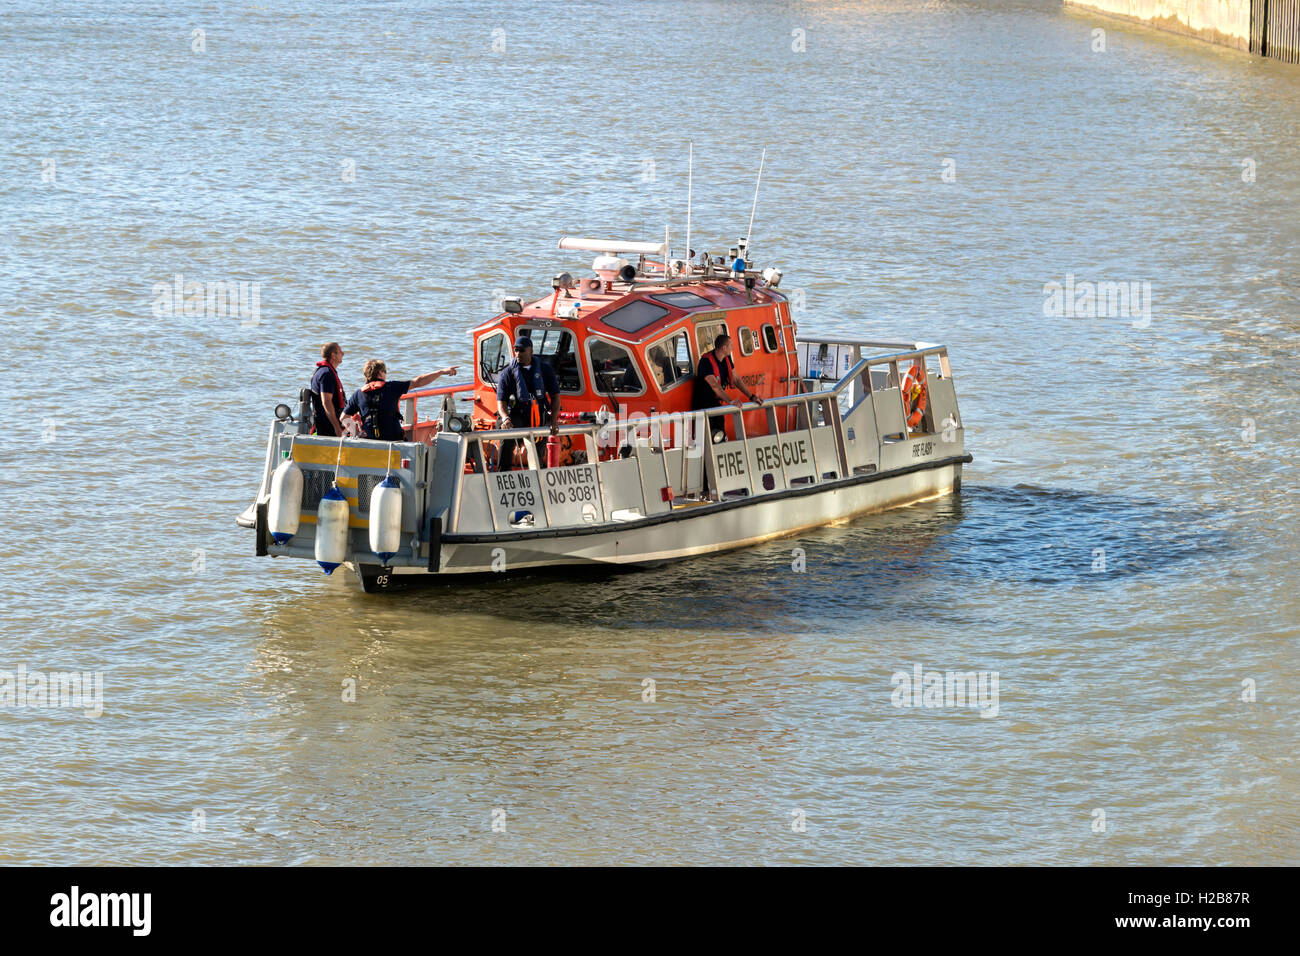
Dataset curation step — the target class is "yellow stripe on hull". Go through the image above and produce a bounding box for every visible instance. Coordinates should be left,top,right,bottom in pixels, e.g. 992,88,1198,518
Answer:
292,445,401,470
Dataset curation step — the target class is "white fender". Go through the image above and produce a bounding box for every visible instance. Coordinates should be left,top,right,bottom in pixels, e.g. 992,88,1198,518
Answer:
368,476,403,565
314,484,351,574
267,457,303,544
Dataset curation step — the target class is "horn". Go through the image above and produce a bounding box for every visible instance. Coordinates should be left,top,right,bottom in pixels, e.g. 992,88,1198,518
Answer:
618,264,637,282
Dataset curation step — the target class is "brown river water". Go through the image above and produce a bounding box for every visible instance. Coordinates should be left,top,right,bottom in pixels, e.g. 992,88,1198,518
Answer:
1,0,1297,864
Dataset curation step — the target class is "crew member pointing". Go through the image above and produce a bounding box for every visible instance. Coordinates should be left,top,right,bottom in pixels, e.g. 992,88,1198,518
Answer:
344,359,458,441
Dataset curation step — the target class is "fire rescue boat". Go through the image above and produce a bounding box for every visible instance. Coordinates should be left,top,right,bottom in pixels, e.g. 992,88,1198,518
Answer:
237,233,971,592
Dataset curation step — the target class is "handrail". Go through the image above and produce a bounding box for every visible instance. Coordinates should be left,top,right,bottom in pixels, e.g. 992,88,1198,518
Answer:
450,344,949,444
471,422,607,441
442,343,958,530
401,382,476,401
797,335,920,350
404,342,945,422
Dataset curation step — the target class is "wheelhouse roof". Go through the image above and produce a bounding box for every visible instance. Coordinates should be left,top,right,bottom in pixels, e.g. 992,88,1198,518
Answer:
471,278,787,345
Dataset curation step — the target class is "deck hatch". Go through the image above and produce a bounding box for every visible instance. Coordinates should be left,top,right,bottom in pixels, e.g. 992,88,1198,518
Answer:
601,300,670,333
650,291,713,310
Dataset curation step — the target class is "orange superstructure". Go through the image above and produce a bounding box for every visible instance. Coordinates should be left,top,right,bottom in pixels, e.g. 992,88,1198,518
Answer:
467,255,798,442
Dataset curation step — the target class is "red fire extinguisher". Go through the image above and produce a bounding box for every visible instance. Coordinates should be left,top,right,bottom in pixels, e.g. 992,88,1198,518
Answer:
533,402,561,469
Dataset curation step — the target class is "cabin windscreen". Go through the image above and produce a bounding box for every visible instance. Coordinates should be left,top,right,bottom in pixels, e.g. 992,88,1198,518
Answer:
479,327,582,393
694,319,727,358
646,330,692,392
521,326,582,393
479,332,510,385
587,337,644,394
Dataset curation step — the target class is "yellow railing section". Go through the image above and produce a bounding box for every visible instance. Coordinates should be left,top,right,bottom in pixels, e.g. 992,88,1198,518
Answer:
291,445,399,529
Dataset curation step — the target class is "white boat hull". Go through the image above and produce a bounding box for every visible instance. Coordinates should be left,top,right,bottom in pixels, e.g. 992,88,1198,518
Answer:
349,454,966,588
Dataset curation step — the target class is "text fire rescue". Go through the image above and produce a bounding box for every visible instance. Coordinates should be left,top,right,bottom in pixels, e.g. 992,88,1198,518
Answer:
717,436,811,478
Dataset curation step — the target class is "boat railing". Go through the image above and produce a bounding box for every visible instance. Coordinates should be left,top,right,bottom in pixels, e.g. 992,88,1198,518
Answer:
444,342,955,460
396,342,952,447
797,335,921,350
794,336,952,407
440,343,960,533
399,382,476,442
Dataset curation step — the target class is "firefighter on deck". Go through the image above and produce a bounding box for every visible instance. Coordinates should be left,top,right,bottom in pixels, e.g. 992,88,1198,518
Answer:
495,335,561,471
691,332,762,443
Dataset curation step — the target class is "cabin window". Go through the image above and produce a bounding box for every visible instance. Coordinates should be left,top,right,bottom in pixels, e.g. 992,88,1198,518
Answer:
650,291,714,311
761,323,780,353
601,300,671,334
517,326,583,393
694,320,727,359
586,337,644,395
478,332,510,385
737,326,756,357
647,330,692,392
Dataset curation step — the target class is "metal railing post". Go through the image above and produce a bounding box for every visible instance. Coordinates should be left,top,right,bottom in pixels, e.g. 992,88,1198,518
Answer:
450,436,470,532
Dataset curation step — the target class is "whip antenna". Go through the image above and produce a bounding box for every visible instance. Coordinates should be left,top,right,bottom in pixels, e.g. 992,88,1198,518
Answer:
745,147,767,257
685,141,693,270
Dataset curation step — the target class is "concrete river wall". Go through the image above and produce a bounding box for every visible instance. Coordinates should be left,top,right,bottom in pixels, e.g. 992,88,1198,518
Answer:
1066,0,1300,62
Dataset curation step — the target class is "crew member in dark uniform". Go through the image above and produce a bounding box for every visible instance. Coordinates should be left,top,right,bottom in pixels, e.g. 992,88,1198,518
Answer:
310,342,347,437
691,333,761,443
344,358,458,441
495,335,561,471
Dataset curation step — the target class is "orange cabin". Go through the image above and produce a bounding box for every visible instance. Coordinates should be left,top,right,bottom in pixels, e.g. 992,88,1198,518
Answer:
469,275,800,440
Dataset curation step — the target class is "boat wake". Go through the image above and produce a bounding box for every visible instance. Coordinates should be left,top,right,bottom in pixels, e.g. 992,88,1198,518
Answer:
378,483,1233,633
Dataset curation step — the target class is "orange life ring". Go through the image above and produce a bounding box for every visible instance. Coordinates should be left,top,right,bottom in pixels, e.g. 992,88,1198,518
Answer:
901,363,928,429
